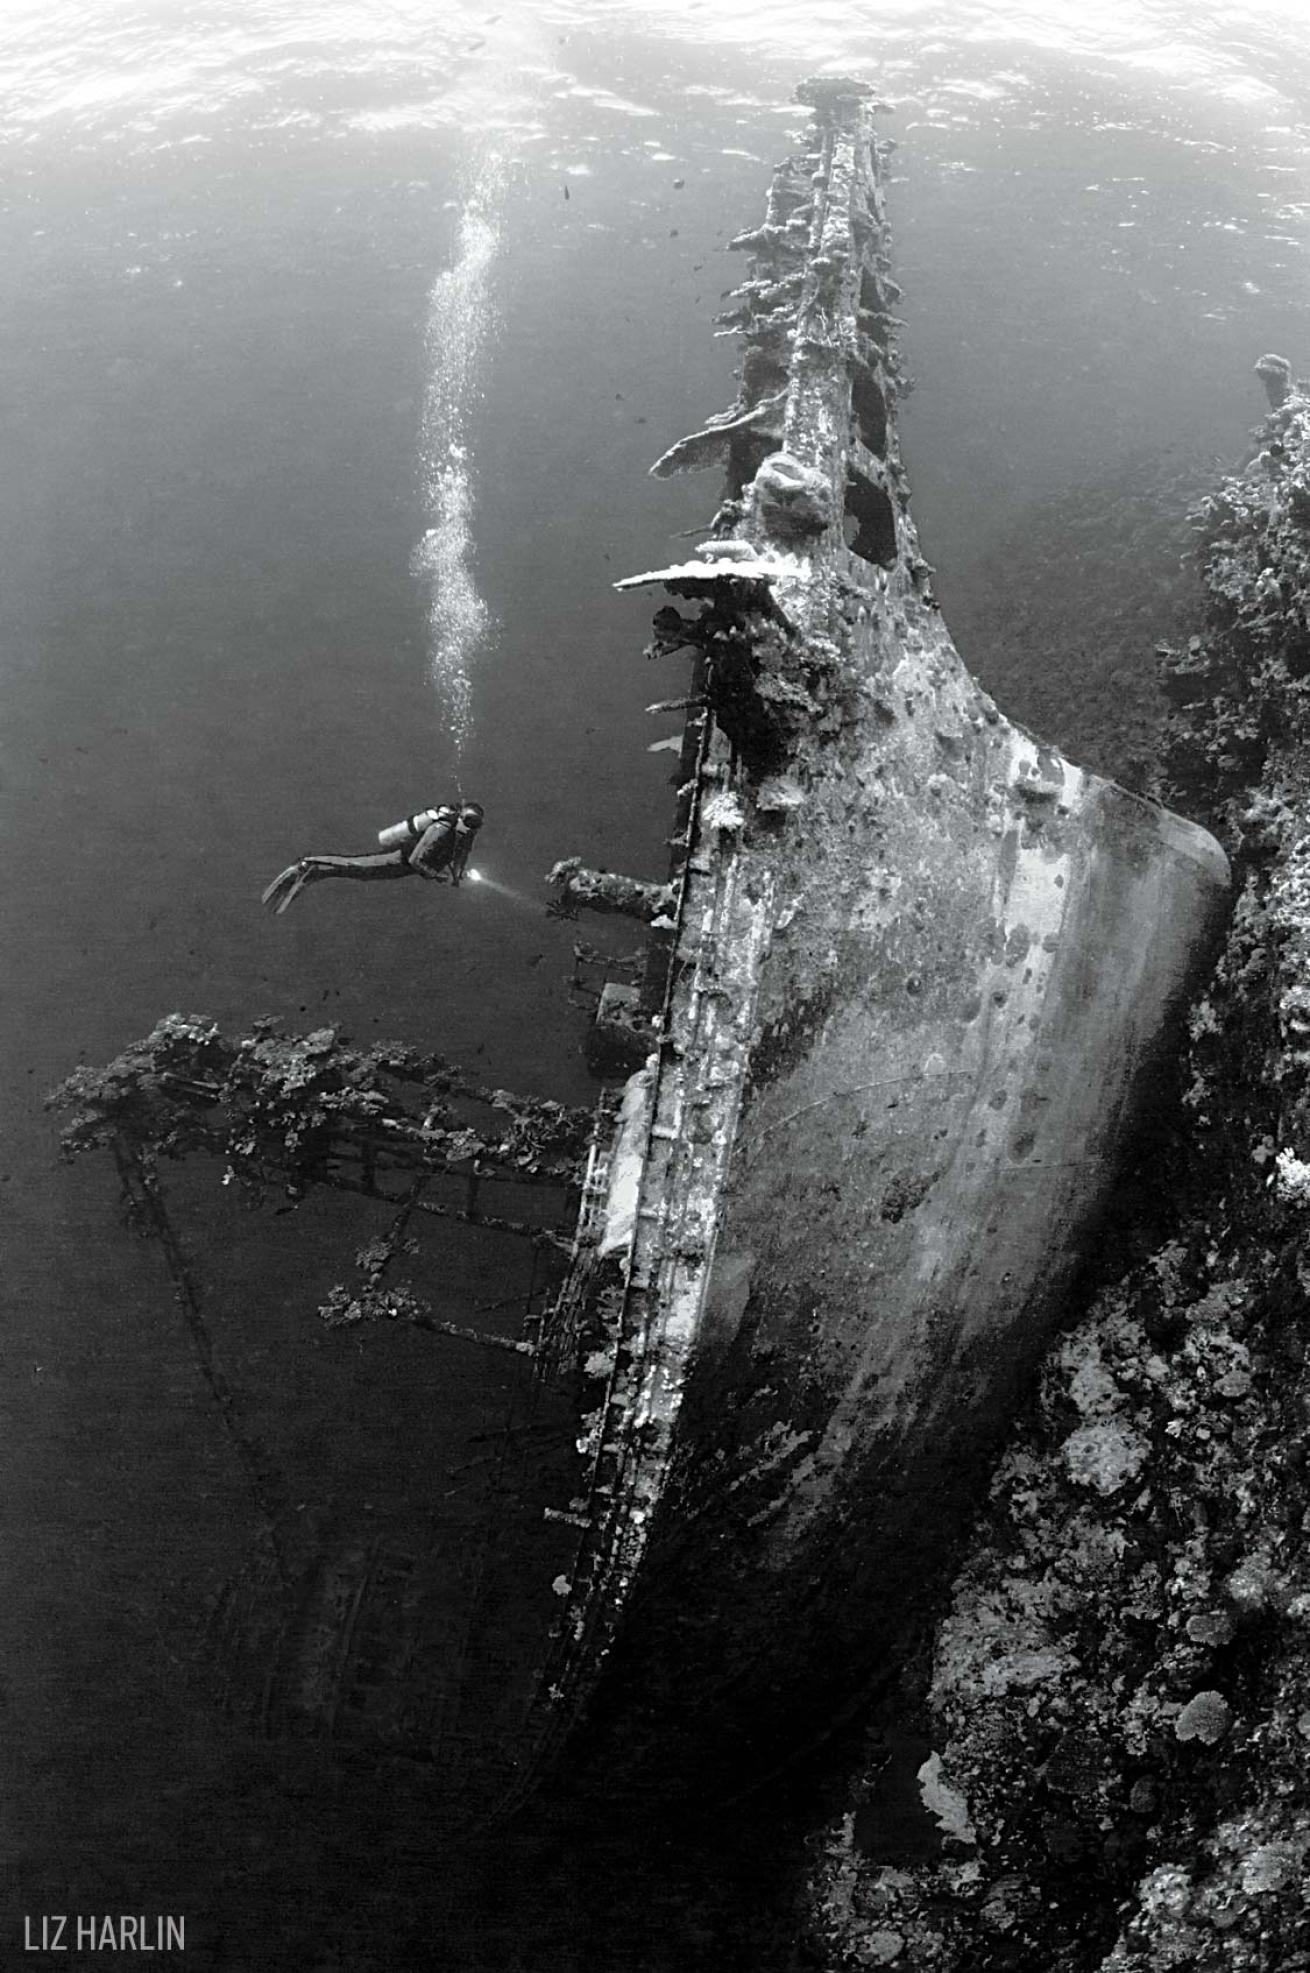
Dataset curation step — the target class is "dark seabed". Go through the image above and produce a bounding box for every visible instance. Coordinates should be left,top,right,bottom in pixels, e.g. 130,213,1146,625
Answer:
3,3,1310,1967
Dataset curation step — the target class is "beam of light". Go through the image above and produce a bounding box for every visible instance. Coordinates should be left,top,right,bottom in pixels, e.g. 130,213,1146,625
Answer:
412,149,507,758
462,869,535,909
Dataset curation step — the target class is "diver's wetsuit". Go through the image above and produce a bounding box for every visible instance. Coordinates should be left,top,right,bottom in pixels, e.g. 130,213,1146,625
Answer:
262,806,480,914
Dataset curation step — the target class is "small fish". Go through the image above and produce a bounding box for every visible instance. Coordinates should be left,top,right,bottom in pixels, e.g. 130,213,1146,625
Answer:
563,183,570,201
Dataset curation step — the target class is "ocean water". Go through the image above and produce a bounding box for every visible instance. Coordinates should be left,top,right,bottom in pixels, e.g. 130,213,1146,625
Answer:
4,4,1310,1968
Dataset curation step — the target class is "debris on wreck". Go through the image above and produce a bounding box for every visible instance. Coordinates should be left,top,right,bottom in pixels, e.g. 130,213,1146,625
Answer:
49,1013,591,1351
546,857,676,925
804,374,1310,1973
51,1013,590,1195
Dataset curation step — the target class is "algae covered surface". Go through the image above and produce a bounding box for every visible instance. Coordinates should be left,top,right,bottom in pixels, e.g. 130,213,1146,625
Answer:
805,386,1310,1971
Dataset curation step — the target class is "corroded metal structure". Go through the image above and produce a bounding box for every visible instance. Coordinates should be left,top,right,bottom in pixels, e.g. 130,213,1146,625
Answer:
513,77,1231,1790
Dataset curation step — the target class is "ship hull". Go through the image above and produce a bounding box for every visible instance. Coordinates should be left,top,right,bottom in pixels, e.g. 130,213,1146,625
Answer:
519,76,1229,1803
548,583,1227,1793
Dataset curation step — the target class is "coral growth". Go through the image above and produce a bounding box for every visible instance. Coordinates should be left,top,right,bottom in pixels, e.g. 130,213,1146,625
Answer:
545,858,676,925
49,1013,591,1202
1159,386,1310,837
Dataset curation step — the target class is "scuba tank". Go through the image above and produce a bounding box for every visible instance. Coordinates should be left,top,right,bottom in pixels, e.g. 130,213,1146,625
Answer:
378,806,451,850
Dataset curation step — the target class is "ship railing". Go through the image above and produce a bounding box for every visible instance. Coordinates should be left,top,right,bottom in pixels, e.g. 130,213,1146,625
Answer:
528,1088,622,1388
528,711,778,1750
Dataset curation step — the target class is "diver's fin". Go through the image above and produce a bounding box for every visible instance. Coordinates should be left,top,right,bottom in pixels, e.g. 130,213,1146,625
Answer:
261,862,307,914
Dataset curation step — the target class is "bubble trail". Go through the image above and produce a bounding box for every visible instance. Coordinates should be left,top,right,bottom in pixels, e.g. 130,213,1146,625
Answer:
412,152,507,758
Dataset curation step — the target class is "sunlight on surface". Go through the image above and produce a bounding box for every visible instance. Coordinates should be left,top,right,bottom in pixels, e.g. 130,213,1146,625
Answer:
5,1,1310,148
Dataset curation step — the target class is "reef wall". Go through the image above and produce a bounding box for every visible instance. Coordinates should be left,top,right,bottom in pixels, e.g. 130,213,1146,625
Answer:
804,376,1310,1972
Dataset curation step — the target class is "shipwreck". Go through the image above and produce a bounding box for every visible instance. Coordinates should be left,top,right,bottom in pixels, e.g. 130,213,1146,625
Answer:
52,78,1231,1812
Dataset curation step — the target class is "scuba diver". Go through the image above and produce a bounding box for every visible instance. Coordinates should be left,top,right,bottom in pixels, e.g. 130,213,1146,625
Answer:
261,802,484,915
